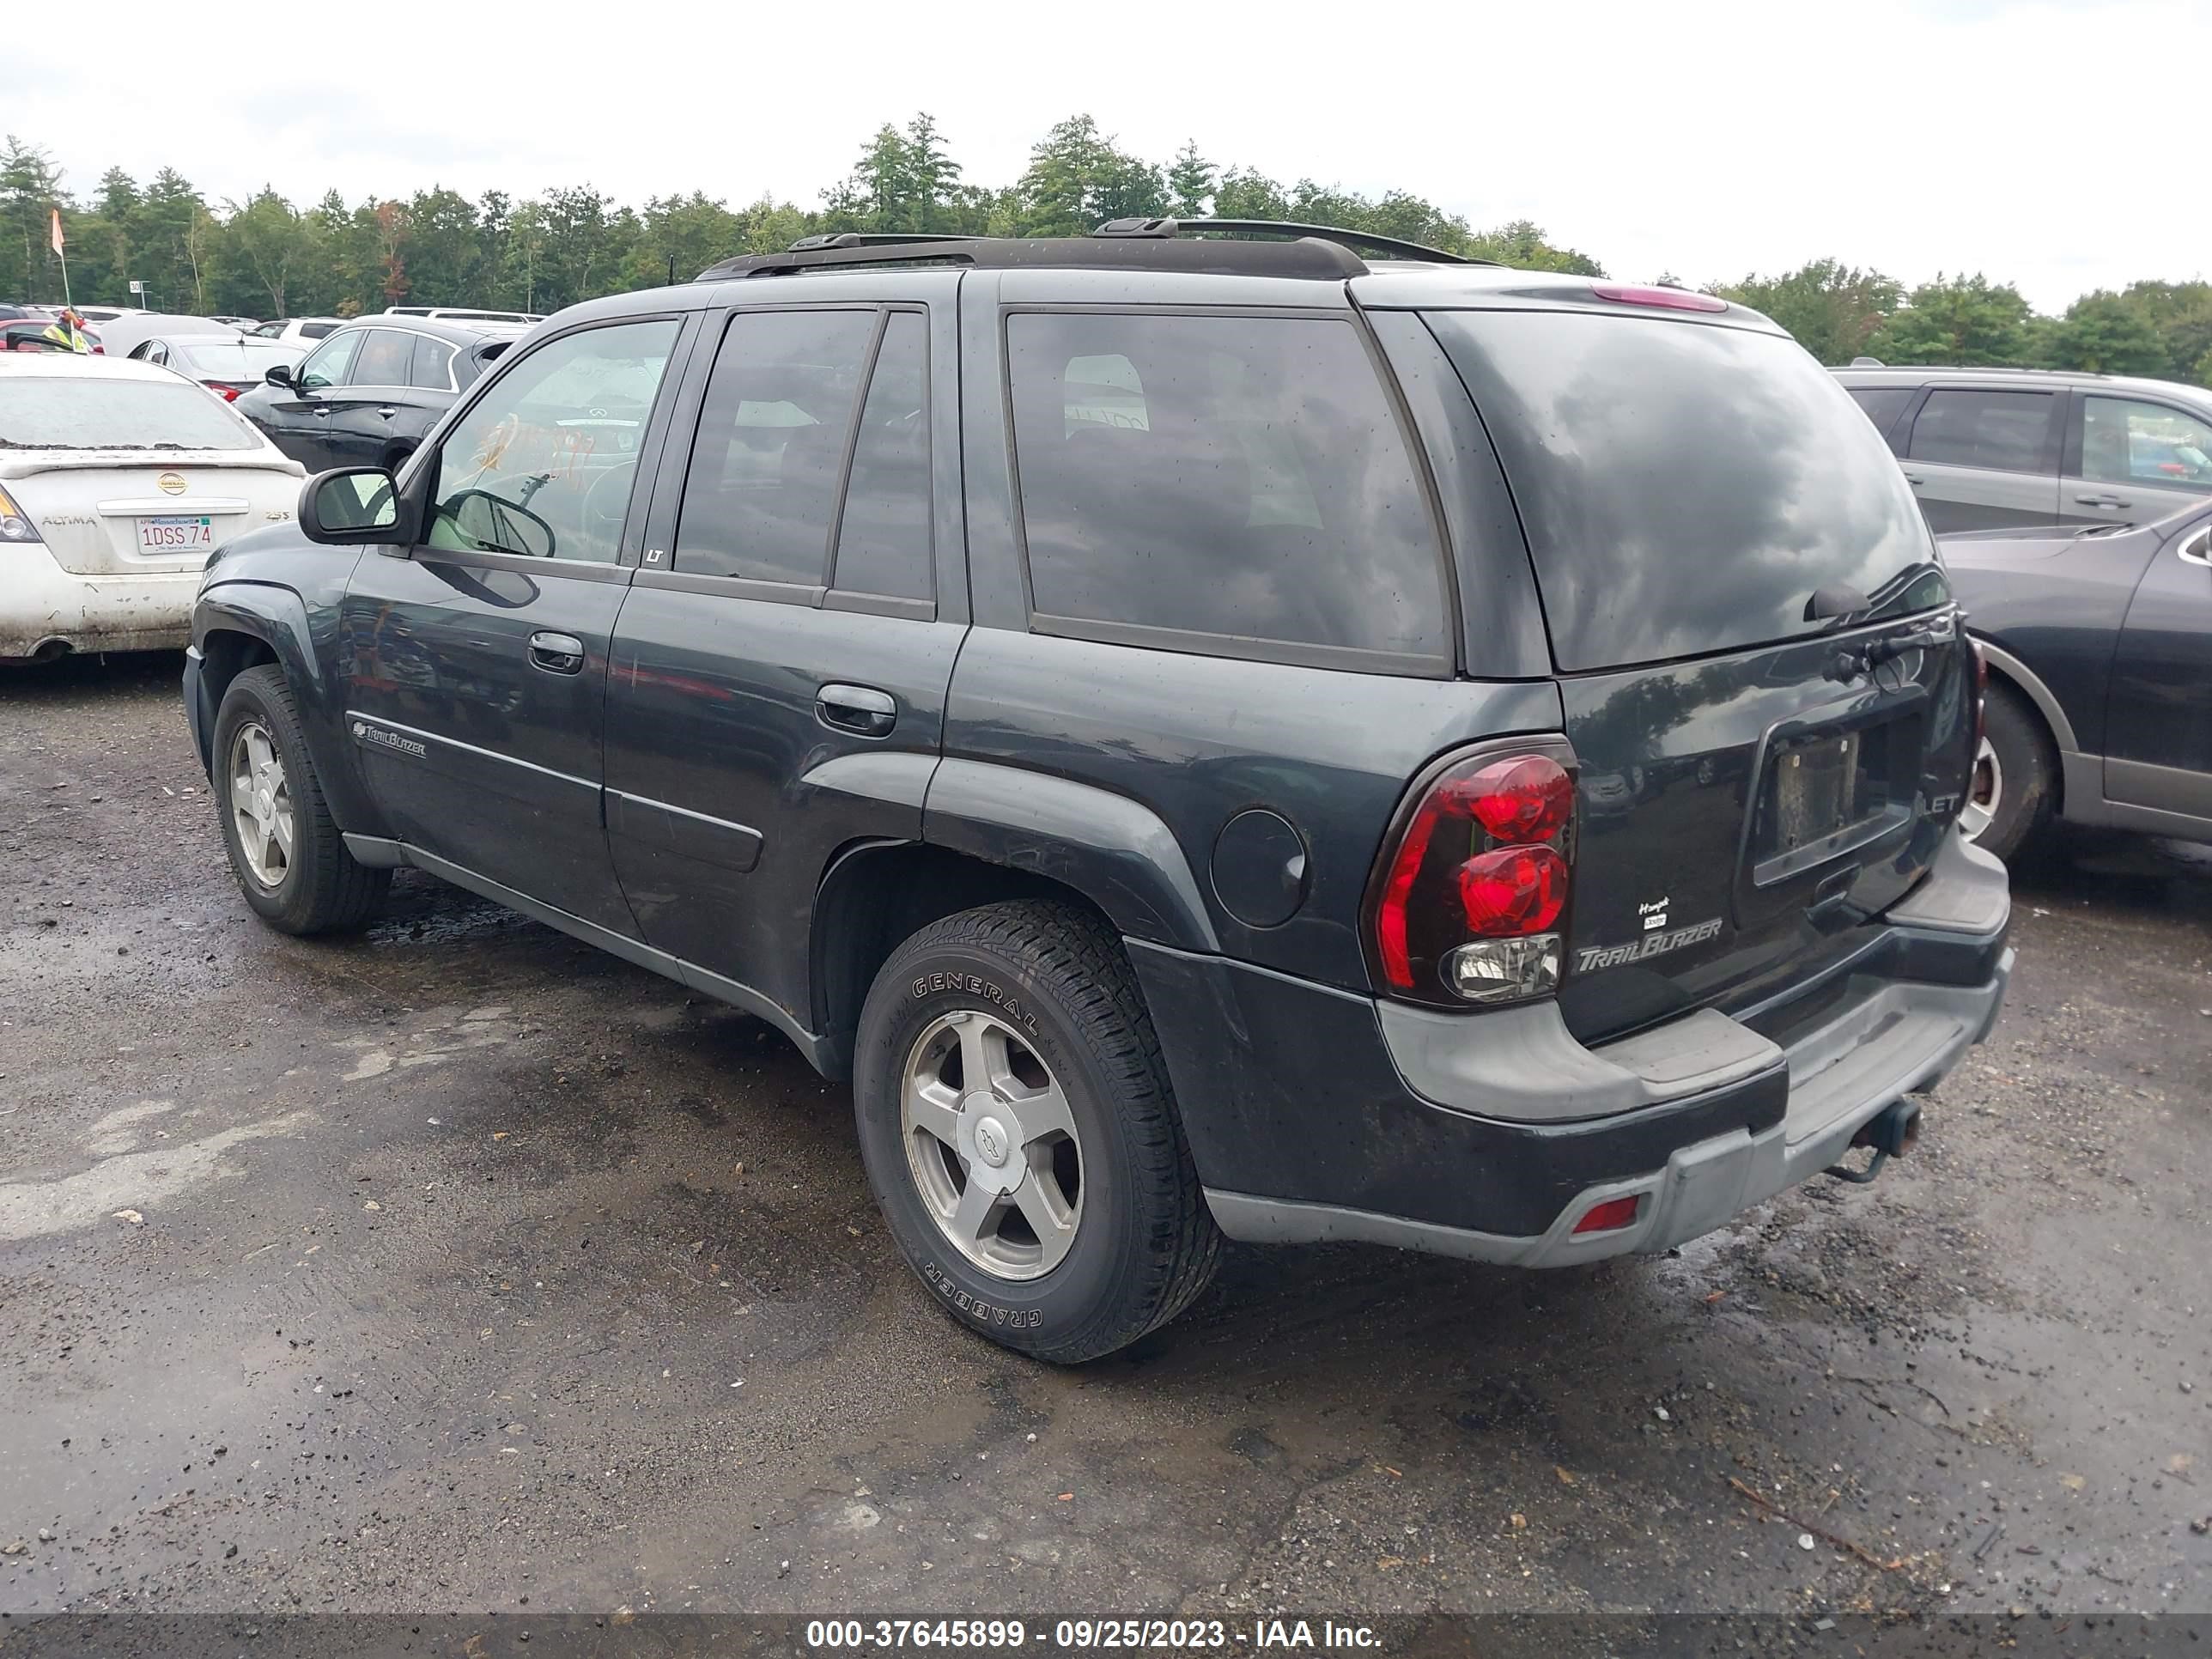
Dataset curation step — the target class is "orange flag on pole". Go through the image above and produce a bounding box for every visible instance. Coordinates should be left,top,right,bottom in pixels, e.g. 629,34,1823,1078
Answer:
50,209,64,254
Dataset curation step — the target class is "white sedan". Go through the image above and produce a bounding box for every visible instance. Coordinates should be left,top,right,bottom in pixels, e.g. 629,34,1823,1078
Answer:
1,354,304,664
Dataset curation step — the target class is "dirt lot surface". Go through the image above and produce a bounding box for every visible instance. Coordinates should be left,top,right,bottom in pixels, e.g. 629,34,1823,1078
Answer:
2,654,2207,1635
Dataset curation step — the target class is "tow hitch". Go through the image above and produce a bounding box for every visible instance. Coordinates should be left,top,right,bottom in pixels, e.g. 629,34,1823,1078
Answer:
1826,1100,1921,1186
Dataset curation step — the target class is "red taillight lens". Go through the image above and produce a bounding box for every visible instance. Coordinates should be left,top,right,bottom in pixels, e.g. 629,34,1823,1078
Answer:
1458,845,1568,934
1571,1194,1642,1236
1590,283,1728,313
205,381,241,401
1371,748,1576,1003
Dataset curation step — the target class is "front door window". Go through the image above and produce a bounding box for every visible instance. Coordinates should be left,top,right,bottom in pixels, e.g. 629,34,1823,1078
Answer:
426,319,681,564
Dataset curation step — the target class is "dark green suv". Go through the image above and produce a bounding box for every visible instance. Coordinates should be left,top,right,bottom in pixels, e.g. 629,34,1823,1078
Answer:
184,222,2010,1362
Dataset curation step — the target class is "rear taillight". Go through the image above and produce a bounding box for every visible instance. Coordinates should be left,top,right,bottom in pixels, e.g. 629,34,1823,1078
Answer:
0,483,42,544
1370,744,1577,1007
204,381,241,401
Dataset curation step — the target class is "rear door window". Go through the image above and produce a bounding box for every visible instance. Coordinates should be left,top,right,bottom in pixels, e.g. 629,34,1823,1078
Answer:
353,329,415,387
1908,388,2057,474
1006,312,1449,669
674,309,876,585
1425,310,1941,672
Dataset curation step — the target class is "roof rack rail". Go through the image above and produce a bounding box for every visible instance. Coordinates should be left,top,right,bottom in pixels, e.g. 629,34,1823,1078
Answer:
1091,215,1484,266
786,231,986,252
694,215,1489,283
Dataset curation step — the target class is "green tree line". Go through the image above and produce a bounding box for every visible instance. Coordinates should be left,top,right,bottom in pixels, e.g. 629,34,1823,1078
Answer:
0,114,1600,322
4,118,2205,387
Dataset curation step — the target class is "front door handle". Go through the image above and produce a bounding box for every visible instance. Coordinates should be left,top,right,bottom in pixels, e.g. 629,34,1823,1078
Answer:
528,631,586,675
817,683,896,738
313,408,331,418
2074,493,2130,508
377,406,398,419
1901,473,1925,486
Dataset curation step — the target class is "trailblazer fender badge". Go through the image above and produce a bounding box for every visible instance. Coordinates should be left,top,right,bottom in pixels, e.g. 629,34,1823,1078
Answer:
350,719,427,759
1576,915,1724,974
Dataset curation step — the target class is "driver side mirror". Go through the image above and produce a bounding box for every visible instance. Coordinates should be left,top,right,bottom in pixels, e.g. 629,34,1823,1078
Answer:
300,467,404,544
264,362,295,388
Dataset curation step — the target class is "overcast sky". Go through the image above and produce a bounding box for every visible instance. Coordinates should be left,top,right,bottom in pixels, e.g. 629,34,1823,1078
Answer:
11,0,2201,313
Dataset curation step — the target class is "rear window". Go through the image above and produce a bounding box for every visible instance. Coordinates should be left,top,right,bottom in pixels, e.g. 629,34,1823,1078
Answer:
0,377,262,450
1007,312,1449,670
167,340,279,380
1425,311,1941,672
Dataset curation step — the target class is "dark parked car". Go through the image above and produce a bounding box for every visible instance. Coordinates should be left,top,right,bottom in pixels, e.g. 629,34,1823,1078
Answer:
233,316,522,474
1834,365,2212,535
1941,500,2212,859
183,222,2010,1362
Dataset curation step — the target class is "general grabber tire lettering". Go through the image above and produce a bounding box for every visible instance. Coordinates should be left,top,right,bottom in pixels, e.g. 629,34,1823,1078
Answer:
853,900,1222,1364
212,664,391,935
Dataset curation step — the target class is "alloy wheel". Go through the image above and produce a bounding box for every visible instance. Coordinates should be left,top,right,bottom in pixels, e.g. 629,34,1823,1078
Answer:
901,1010,1083,1281
1960,736,2002,843
228,719,295,890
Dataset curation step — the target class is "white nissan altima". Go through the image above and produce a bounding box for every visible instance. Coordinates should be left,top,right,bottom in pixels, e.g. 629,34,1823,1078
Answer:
1,353,304,664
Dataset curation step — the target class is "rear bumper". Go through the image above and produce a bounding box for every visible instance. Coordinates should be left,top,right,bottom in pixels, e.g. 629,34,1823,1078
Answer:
0,563,199,659
1133,828,2011,1267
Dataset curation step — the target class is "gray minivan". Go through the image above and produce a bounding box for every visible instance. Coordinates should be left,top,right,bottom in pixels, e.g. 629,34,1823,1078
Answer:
1834,365,2212,534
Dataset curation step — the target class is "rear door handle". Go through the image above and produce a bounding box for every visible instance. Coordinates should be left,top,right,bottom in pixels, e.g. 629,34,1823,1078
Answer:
2074,493,2130,508
528,631,586,675
817,683,896,738
1901,473,1924,486
313,408,331,418
377,406,398,419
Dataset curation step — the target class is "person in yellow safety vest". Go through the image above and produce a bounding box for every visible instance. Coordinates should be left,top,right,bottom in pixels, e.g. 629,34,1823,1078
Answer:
40,309,93,353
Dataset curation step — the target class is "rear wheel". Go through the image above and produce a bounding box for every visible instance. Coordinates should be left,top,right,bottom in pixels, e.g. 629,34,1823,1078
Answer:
1960,678,2057,862
852,900,1221,1364
212,664,390,933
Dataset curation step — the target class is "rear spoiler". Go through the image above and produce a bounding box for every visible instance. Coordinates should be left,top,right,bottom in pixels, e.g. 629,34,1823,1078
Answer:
0,451,307,481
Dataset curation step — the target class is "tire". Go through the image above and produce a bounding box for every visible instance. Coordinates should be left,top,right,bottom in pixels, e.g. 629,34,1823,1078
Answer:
211,664,391,934
1962,678,2057,862
853,900,1222,1364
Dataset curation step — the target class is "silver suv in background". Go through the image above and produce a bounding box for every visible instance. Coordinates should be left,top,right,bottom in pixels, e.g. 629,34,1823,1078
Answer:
1834,365,2212,533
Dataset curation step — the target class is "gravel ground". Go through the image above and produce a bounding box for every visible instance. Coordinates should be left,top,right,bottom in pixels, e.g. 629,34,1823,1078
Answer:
1,653,2207,1629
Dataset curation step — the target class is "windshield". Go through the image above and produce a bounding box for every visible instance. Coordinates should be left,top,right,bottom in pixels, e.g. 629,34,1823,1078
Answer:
1425,310,1944,672
0,377,264,450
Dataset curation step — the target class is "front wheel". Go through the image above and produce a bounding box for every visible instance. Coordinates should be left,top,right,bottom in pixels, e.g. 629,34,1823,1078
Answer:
852,901,1221,1364
212,664,391,933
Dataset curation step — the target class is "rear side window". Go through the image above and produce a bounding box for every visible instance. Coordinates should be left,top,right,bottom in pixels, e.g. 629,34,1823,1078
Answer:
1425,311,1940,672
1908,388,2055,474
1007,313,1449,668
1845,386,1914,440
675,309,875,583
830,312,933,602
